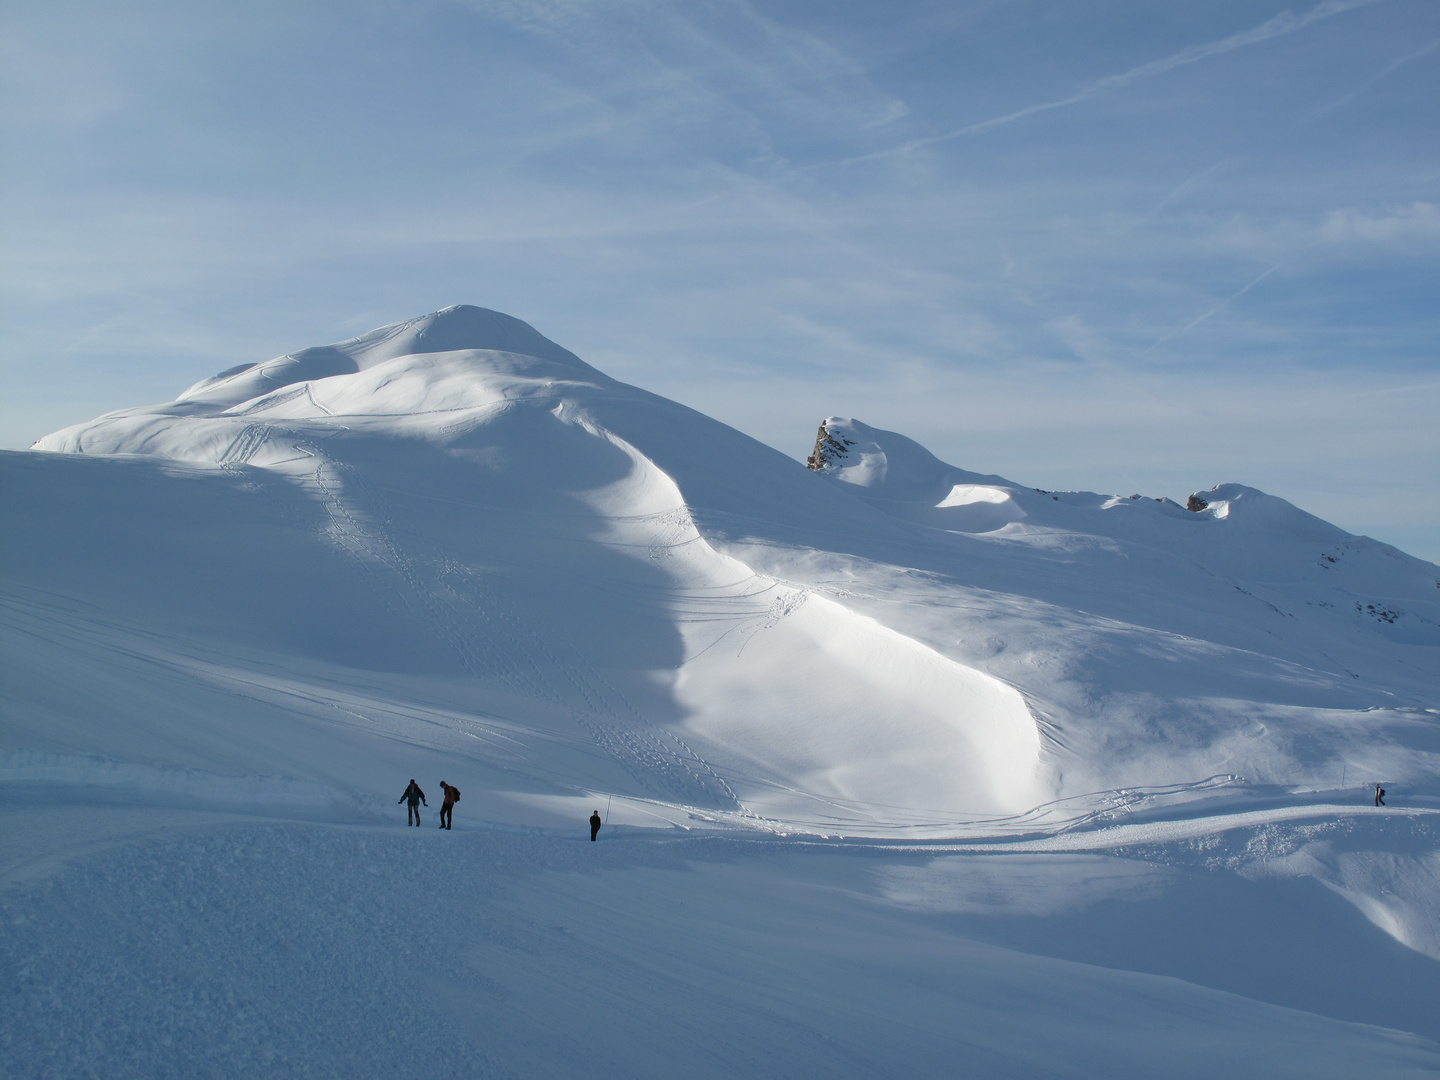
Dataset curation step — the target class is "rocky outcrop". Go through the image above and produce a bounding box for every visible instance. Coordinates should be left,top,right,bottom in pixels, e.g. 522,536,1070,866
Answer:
1187,494,1209,512
806,422,854,471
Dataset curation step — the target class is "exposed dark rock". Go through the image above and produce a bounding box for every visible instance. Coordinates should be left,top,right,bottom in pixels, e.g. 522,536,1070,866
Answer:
1357,601,1401,624
1187,494,1209,513
806,423,853,471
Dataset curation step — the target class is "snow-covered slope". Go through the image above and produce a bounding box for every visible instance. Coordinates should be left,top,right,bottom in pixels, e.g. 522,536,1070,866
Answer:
5,306,1439,1077
796,416,1440,801
22,307,1053,825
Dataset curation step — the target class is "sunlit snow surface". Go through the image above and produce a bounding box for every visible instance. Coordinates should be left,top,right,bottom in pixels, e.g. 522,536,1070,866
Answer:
4,306,1439,1076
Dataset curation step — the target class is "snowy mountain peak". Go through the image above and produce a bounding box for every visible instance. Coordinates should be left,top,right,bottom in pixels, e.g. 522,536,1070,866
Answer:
17,307,1440,819
810,419,1364,553
1184,482,1348,540
333,304,591,370
805,417,1005,502
6,305,1440,1077
31,306,617,457
174,305,595,410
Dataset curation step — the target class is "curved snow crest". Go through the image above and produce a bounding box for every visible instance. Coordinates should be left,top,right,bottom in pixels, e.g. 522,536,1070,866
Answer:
27,317,1051,828
32,306,610,459
1187,482,1345,536
810,416,1009,498
1261,837,1440,962
674,589,1046,819
811,417,1439,603
549,413,1049,821
178,304,595,408
809,416,1028,534
31,354,613,465
13,305,1437,839
809,417,1373,544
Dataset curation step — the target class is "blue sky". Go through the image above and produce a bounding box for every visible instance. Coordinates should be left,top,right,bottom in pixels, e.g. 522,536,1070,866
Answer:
3,0,1438,560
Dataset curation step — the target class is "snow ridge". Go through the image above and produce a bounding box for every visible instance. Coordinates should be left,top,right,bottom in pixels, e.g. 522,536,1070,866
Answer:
4,305,1440,1077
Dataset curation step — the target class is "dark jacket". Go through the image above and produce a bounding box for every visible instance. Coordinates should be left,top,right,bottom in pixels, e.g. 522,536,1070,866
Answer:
400,781,427,806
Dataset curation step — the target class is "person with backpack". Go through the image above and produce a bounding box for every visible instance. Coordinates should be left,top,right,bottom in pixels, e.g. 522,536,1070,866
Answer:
399,779,427,826
1375,784,1386,807
439,781,461,829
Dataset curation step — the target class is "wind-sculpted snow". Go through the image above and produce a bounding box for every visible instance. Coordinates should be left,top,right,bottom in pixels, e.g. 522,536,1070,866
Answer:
5,305,1440,1074
173,304,596,409
21,310,1049,824
11,304,1440,825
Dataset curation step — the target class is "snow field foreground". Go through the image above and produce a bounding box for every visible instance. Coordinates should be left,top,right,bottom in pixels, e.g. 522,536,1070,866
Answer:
6,305,1440,1072
3,810,1440,1080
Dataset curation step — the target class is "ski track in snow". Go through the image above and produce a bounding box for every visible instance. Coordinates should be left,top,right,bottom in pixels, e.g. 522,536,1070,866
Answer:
217,423,271,469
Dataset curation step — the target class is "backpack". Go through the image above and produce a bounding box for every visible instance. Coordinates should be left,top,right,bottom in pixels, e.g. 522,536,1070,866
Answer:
450,786,460,802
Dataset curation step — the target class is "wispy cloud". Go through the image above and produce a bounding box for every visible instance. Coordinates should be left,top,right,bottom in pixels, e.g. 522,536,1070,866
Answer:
1151,264,1282,348
4,0,1436,557
859,0,1388,162
453,0,906,144
1302,33,1440,123
1320,201,1440,243
1149,160,1236,217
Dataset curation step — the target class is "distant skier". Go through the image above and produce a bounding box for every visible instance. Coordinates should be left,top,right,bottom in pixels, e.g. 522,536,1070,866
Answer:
399,779,427,826
590,810,602,841
1375,784,1386,807
439,781,460,830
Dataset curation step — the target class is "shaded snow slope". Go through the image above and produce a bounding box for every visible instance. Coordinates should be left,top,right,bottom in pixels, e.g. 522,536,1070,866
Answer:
18,307,1044,826
13,309,1440,830
5,306,1440,1075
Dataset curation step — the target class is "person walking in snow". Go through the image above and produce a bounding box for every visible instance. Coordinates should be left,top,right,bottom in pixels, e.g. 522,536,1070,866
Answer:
399,779,427,826
1375,784,1386,807
439,781,460,830
590,810,602,841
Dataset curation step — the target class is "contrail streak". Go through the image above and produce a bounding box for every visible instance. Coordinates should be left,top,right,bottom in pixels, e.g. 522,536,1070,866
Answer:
857,0,1387,162
1153,264,1283,348
1303,33,1440,123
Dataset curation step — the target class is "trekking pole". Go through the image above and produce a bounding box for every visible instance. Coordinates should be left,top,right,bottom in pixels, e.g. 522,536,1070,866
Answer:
606,794,612,826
